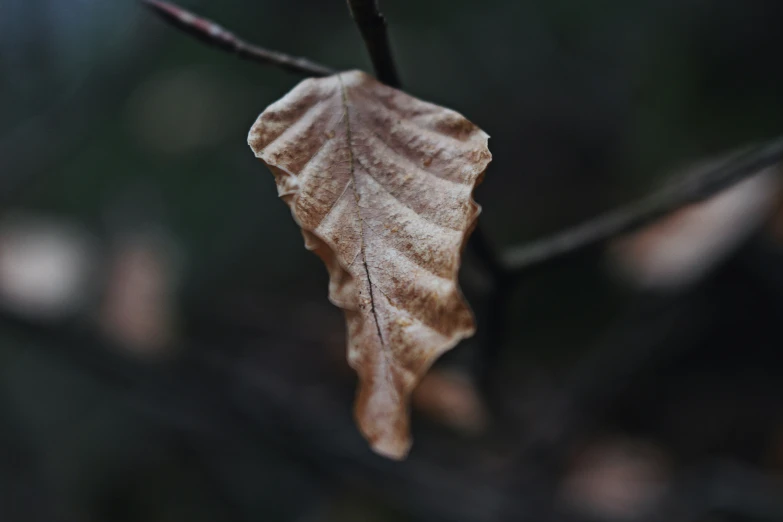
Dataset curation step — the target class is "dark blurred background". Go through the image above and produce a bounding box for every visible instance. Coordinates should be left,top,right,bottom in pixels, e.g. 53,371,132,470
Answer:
2,0,783,521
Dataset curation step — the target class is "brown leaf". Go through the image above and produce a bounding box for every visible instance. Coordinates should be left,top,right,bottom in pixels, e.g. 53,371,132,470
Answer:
248,70,491,458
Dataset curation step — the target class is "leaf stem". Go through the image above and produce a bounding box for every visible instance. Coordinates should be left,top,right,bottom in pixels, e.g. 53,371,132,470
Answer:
346,0,402,87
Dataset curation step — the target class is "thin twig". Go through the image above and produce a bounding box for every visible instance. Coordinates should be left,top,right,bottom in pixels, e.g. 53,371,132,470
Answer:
141,0,507,283
346,0,401,87
144,0,783,280
503,137,783,272
142,0,335,77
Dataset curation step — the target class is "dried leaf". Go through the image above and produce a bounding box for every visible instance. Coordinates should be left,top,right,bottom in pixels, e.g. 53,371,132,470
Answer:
248,70,491,458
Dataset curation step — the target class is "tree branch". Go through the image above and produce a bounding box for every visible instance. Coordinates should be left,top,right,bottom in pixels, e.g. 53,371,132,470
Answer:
346,0,401,87
142,0,335,77
503,137,783,273
141,0,783,279
141,0,507,283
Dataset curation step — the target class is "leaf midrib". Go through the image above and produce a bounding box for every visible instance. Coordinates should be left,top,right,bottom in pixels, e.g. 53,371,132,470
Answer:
338,74,387,352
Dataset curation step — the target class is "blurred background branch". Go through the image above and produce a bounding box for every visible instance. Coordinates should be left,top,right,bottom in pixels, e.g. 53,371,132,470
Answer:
503,138,783,272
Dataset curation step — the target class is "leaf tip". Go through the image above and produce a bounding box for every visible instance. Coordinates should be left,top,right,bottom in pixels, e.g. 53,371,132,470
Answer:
369,434,412,461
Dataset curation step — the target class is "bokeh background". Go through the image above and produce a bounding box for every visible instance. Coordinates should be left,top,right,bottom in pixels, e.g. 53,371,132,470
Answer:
2,0,783,521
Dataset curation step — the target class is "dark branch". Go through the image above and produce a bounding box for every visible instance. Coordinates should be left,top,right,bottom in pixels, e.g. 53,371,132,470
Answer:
142,0,506,283
503,137,783,272
142,0,335,77
142,0,783,279
140,0,783,280
346,0,401,87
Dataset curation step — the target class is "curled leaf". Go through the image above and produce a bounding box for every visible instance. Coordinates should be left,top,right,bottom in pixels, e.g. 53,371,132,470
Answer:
248,70,491,458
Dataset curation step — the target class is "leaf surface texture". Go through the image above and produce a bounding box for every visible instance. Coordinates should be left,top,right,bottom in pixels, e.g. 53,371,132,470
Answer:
248,70,491,458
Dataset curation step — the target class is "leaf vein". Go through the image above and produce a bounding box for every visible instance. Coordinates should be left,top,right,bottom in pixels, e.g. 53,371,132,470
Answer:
339,74,387,354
